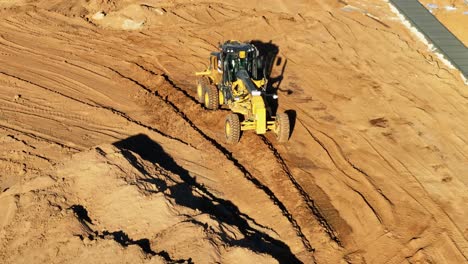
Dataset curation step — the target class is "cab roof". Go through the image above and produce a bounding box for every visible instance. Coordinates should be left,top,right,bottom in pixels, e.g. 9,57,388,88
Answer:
220,41,256,54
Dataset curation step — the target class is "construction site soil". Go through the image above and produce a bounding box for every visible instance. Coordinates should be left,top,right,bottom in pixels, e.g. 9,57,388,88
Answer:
418,0,468,46
0,0,467,263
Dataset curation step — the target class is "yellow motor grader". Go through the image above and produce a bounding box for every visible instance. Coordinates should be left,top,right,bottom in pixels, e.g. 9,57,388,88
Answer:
195,40,290,144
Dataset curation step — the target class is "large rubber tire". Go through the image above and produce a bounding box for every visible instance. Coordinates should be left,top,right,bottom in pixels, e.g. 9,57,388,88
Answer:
204,84,219,110
196,78,207,104
225,114,241,144
275,113,290,143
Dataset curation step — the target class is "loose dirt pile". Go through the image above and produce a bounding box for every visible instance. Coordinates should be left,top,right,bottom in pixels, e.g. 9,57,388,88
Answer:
0,138,283,263
0,0,467,263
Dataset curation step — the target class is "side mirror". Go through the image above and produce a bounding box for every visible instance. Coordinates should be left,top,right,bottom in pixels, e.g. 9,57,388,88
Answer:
276,57,282,66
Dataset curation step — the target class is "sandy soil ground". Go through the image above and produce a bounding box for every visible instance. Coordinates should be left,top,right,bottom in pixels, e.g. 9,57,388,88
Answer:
0,0,467,263
419,0,468,46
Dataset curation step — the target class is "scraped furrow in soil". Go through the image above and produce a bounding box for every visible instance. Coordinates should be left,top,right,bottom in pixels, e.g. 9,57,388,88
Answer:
0,75,190,151
0,71,100,109
0,105,126,140
0,122,82,152
260,136,342,246
296,114,394,220
108,62,346,257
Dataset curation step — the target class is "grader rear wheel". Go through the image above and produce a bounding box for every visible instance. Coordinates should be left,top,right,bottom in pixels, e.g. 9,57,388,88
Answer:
225,114,241,144
275,113,290,143
204,85,219,110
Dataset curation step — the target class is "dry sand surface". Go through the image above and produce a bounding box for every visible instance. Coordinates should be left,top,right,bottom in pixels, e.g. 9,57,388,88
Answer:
419,0,468,46
0,0,467,263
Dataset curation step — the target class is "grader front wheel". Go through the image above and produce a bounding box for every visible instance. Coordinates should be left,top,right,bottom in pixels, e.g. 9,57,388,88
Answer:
225,114,241,144
275,113,290,143
204,85,219,110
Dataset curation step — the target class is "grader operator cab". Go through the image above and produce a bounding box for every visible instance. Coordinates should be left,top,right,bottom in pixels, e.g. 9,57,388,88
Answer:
196,40,290,144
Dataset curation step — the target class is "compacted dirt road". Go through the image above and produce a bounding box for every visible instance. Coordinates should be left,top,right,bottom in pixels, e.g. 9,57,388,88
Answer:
0,1,467,263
